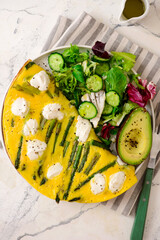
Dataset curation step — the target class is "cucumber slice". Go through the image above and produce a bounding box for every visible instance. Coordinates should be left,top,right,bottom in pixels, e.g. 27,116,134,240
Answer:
48,53,64,71
102,103,113,115
106,91,120,107
78,102,97,120
92,55,109,63
95,63,109,76
86,75,103,92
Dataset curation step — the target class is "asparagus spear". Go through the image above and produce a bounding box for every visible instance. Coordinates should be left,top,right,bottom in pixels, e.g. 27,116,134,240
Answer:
60,116,75,146
13,83,40,96
63,145,83,200
23,75,33,81
84,152,101,175
45,119,57,144
40,114,47,130
55,194,60,203
46,90,53,99
69,197,81,202
67,137,79,169
63,141,70,157
78,142,90,173
37,165,43,177
90,139,108,150
33,174,36,180
54,86,59,97
15,136,23,169
11,118,14,127
74,160,116,191
25,61,35,70
52,122,62,154
40,177,48,186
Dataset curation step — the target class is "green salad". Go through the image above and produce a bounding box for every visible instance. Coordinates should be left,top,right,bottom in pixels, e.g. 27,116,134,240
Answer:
47,41,155,152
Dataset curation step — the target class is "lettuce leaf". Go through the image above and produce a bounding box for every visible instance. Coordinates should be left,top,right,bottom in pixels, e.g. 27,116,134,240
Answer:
72,65,85,83
109,101,138,126
62,45,89,64
128,72,145,89
53,69,77,94
105,67,127,97
111,52,136,72
82,60,97,77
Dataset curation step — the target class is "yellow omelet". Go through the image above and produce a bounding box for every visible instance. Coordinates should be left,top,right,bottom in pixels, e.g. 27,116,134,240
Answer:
2,60,137,203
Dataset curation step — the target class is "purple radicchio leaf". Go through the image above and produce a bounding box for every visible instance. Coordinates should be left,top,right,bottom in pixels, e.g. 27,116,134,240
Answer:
92,41,110,59
127,83,151,107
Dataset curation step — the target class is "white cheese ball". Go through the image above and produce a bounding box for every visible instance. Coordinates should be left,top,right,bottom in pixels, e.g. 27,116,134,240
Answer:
42,103,64,120
30,70,50,91
27,139,47,160
47,163,63,179
11,97,29,117
90,173,106,195
23,119,38,136
76,115,92,143
109,171,126,193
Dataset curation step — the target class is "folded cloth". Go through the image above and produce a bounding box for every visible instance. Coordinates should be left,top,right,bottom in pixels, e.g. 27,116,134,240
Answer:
41,12,160,216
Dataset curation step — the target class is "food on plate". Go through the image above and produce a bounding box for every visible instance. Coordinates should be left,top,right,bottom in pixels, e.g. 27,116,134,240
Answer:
50,42,155,164
2,41,156,203
2,59,137,203
48,53,64,71
117,107,152,165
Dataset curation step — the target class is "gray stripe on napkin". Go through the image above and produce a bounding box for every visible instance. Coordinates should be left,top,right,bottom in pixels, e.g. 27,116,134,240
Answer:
146,58,160,85
122,41,133,52
85,23,104,45
54,12,88,47
41,16,72,52
111,193,125,211
73,18,96,44
137,52,154,74
154,153,160,177
41,12,160,216
134,46,143,58
101,28,115,43
41,16,61,52
122,175,145,216
109,34,124,51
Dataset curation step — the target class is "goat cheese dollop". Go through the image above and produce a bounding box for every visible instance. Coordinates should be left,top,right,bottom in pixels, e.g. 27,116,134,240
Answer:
27,139,47,160
109,171,126,193
76,115,92,143
90,173,106,195
30,70,50,91
11,97,29,117
23,119,38,136
42,103,64,120
47,163,63,179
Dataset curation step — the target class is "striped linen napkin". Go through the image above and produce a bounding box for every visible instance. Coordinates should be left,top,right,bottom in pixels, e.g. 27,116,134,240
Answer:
42,12,160,216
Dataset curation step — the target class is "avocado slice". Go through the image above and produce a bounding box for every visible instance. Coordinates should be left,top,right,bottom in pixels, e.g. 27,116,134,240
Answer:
116,108,152,165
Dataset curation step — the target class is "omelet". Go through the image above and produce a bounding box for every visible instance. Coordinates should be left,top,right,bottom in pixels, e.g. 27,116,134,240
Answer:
2,60,137,203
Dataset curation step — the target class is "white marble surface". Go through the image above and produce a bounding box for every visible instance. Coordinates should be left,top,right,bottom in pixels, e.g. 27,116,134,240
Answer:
0,0,160,239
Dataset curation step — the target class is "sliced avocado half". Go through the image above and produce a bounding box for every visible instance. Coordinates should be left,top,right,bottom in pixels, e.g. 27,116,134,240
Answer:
117,107,152,165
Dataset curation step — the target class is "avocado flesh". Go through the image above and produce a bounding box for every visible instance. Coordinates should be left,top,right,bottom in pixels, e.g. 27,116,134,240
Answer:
117,108,152,165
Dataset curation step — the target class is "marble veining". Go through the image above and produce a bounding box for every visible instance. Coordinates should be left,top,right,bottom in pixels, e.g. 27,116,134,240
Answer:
0,0,160,239
17,204,100,240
